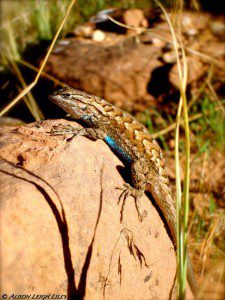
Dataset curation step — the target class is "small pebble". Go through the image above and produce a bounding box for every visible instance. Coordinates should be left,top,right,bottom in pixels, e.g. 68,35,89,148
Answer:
58,40,70,46
162,51,176,63
92,30,105,42
186,28,198,37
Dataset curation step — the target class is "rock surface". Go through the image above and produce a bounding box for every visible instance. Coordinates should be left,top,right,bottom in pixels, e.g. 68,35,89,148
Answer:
0,120,193,299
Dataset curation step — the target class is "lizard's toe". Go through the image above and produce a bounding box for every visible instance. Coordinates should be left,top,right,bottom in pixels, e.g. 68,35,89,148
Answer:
116,183,144,222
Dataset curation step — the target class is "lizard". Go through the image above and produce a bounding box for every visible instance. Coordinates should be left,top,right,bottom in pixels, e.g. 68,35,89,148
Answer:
49,86,197,296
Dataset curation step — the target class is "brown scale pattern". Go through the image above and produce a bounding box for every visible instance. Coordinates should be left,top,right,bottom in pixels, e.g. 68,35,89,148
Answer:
98,103,164,168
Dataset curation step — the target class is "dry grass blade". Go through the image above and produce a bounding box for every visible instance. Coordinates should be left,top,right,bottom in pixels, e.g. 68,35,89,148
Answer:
107,15,147,32
155,1,190,298
9,58,44,120
198,214,221,276
0,0,77,118
15,84,36,117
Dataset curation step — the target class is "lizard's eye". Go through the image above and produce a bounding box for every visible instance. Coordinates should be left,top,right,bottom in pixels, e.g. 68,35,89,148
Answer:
61,93,71,99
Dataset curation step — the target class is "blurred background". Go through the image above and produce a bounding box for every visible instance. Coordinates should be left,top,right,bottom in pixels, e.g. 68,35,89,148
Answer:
0,0,225,297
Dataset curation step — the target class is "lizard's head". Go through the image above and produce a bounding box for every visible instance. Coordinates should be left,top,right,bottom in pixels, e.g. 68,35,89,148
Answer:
49,87,98,122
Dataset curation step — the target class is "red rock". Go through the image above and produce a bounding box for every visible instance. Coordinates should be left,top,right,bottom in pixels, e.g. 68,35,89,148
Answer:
0,120,193,298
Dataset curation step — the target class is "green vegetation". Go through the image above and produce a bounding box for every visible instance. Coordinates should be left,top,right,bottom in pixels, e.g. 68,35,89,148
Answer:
1,0,77,61
143,96,225,152
191,97,225,152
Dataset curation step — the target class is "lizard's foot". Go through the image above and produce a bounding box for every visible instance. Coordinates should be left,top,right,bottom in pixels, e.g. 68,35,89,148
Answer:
117,183,144,222
49,124,85,142
50,124,81,136
50,125,106,141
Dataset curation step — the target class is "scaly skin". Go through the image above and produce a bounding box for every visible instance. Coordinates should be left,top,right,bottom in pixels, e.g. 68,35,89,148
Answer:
49,86,197,295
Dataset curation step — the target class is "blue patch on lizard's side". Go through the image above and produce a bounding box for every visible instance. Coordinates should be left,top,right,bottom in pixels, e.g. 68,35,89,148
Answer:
104,135,132,163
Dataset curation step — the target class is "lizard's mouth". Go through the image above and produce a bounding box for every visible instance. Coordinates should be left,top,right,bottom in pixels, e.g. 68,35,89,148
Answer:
49,87,68,102
49,92,67,106
49,92,80,118
49,90,58,100
49,93,70,113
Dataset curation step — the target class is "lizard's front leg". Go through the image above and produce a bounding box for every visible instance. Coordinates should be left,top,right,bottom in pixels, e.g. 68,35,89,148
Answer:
118,160,147,222
50,124,106,140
